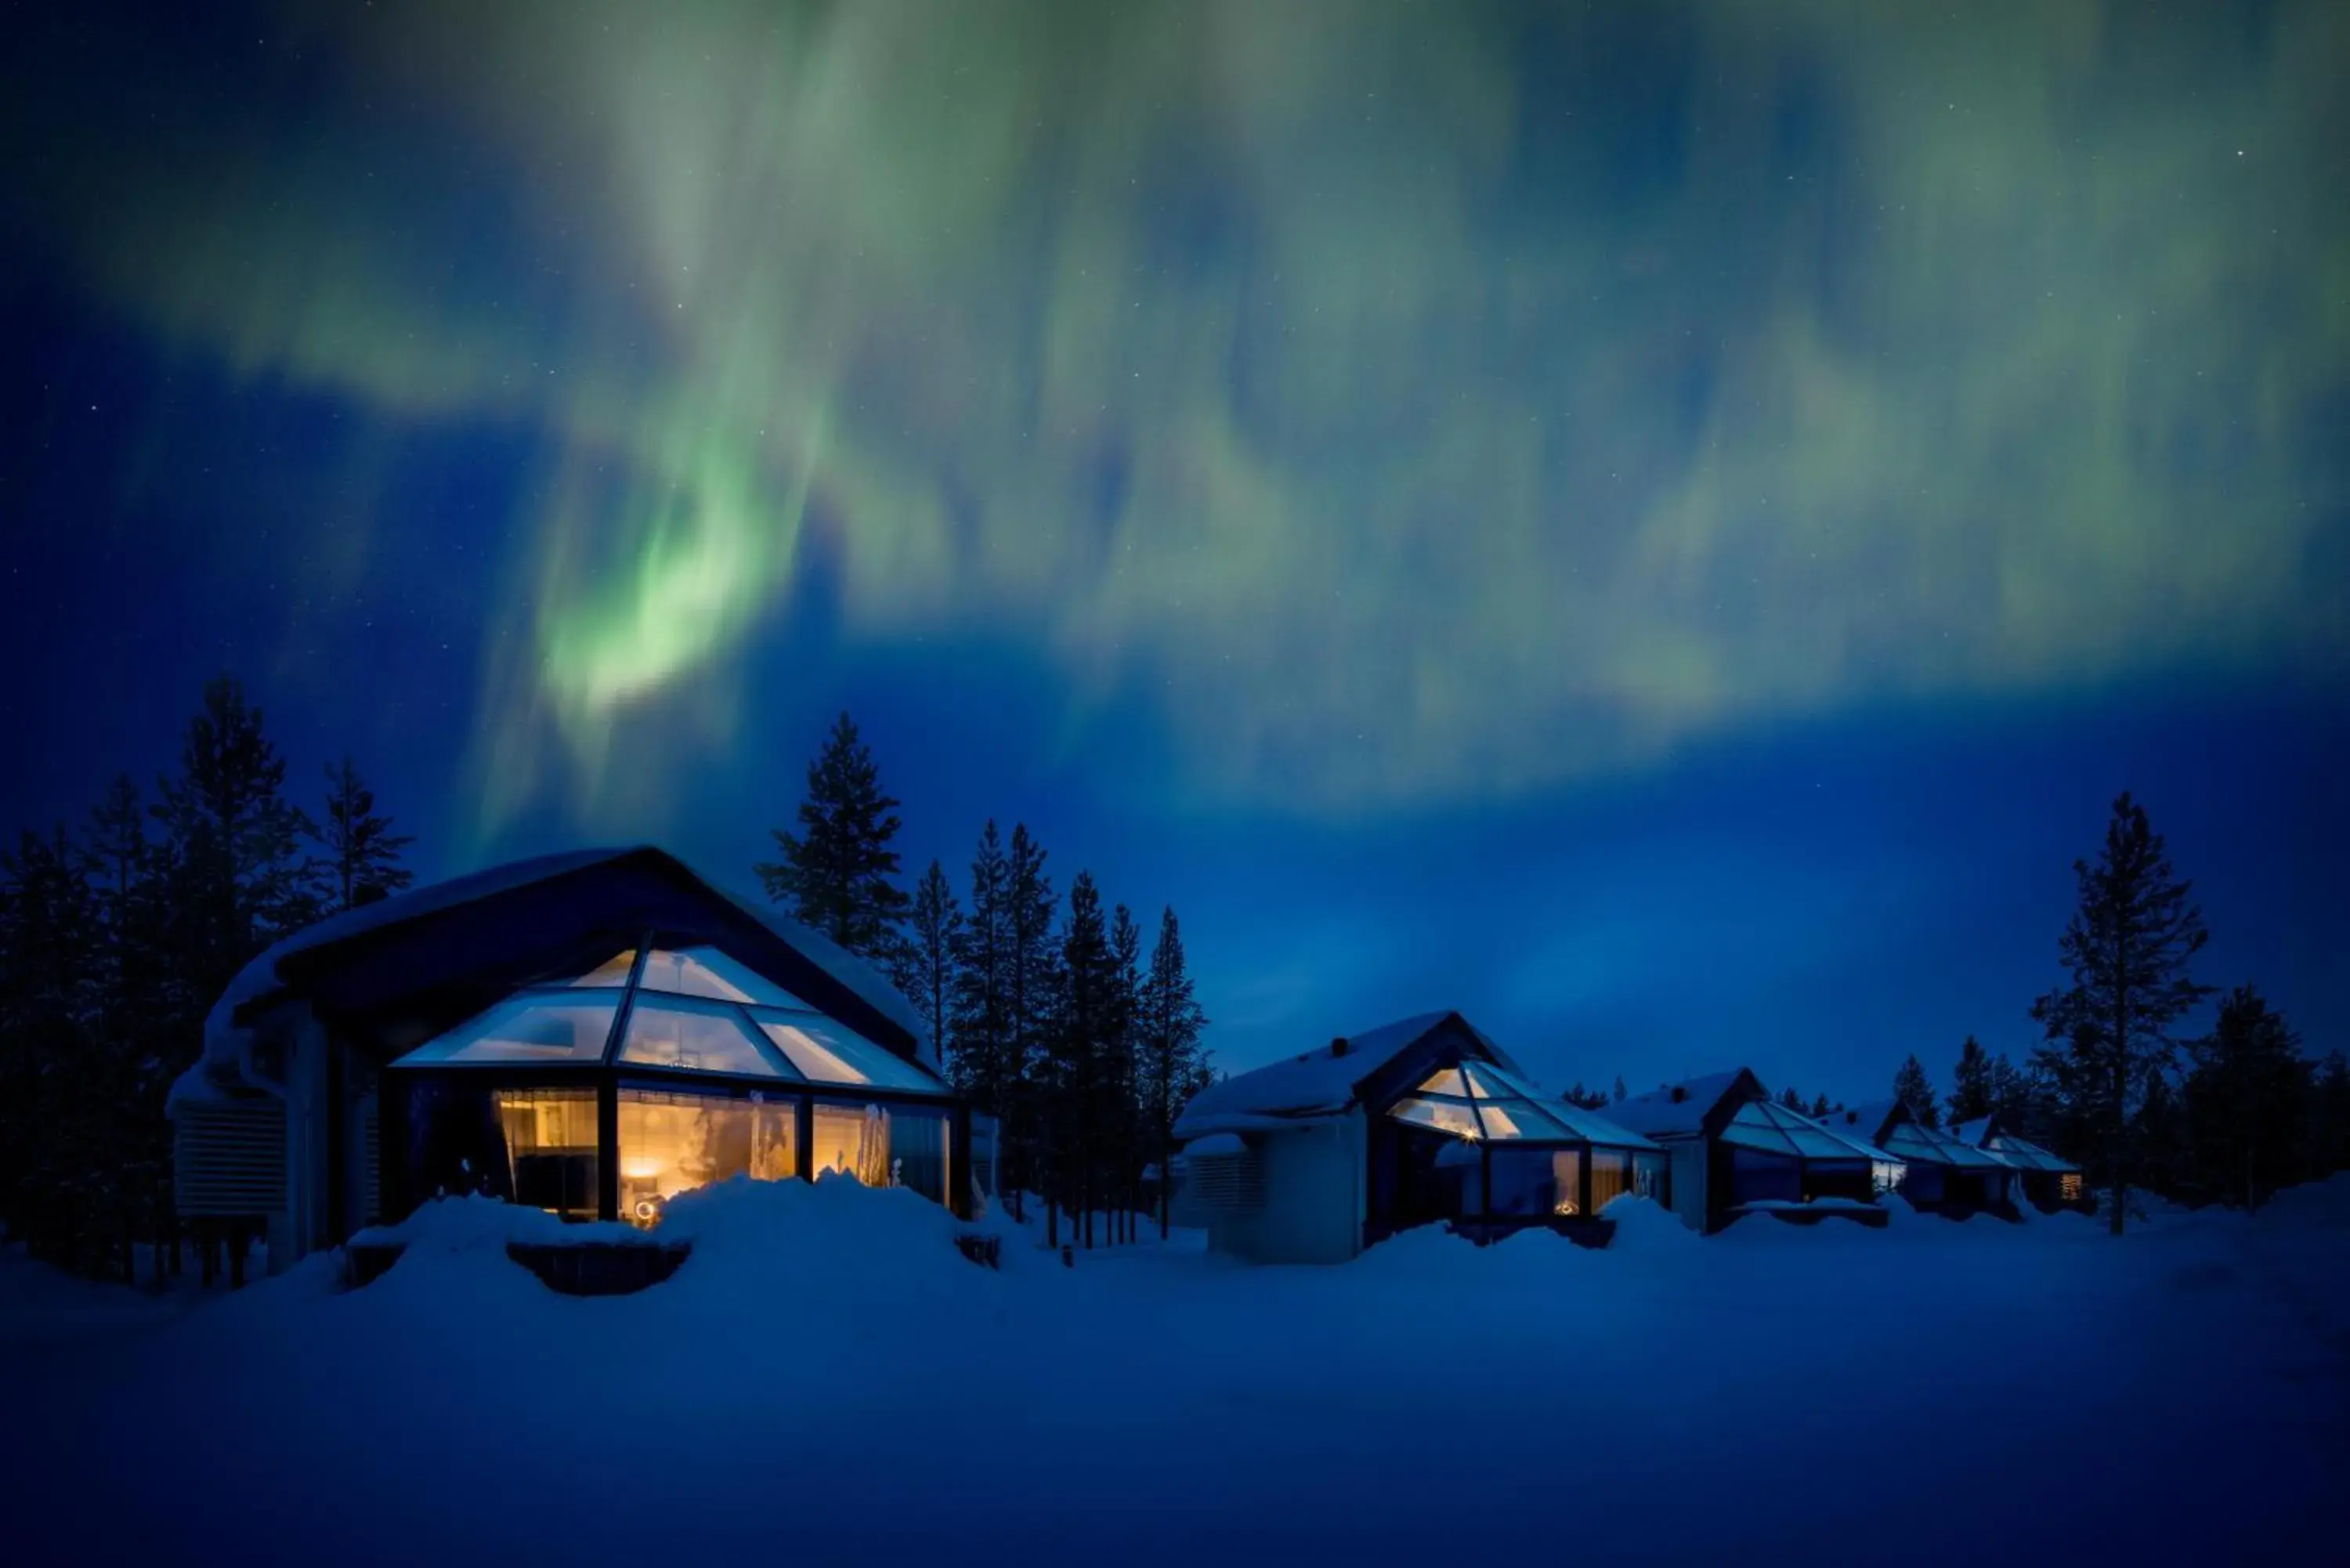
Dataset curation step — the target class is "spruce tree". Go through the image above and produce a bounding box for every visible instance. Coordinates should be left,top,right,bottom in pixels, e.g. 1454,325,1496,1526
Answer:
1948,1035,1996,1125
1003,823,1060,1192
318,756,414,911
1810,1092,1831,1118
151,676,321,1007
2031,791,2213,1234
1107,901,1144,1241
1137,906,1209,1237
1779,1086,1804,1111
949,824,1012,1105
2314,1053,2350,1175
894,860,961,1075
1613,1075,1627,1104
755,711,909,961
1047,872,1117,1245
1892,1054,1939,1126
2183,986,2308,1210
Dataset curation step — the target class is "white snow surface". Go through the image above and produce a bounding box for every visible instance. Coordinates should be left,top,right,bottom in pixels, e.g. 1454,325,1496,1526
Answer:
5,1176,2346,1565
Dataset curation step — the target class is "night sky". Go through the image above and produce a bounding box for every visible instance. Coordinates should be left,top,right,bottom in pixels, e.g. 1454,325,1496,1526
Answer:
2,2,2344,1094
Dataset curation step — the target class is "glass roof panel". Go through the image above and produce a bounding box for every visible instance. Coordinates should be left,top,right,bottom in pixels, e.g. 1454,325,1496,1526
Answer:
617,999,791,1078
393,995,616,1067
757,1014,945,1093
638,946,809,1009
1388,1096,1482,1139
1477,1098,1574,1140
1417,1068,1472,1097
1722,1101,1802,1155
568,951,637,988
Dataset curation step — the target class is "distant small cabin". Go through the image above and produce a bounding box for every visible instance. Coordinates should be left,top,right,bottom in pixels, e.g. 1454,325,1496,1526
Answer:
1171,1011,1664,1263
1949,1115,2086,1212
1608,1069,1905,1234
1817,1101,2017,1218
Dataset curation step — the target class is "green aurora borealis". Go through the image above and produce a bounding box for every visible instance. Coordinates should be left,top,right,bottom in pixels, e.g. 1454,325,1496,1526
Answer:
5,0,2345,835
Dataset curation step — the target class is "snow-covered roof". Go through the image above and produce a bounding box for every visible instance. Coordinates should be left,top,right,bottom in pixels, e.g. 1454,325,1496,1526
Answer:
1821,1102,2015,1170
172,846,931,1114
1604,1071,1749,1137
1951,1116,1992,1146
1174,1012,1518,1139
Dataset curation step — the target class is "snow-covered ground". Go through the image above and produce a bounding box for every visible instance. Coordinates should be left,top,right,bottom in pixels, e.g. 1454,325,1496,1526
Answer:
5,1178,2345,1566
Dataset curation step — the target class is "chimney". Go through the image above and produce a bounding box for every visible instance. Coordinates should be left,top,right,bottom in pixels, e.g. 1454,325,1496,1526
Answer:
1668,1085,1687,1104
1329,1035,1350,1058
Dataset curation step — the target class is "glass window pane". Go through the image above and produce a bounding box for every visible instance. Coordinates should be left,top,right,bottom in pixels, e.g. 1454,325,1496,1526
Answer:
637,946,809,1008
1490,1148,1579,1216
618,1000,787,1077
617,1088,800,1227
1631,1151,1668,1203
1416,1068,1471,1097
392,995,616,1066
1478,1097,1572,1140
569,951,637,987
498,1089,602,1219
887,1105,952,1205
758,1015,942,1092
1589,1149,1630,1211
812,1101,895,1185
1388,1096,1482,1139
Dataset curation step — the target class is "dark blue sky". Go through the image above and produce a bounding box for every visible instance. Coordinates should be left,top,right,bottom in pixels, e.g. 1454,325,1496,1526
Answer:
3,1,2345,1096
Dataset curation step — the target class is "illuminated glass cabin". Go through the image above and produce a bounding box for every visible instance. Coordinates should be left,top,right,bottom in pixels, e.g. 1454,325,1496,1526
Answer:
1817,1100,2019,1218
1609,1069,1904,1234
168,848,967,1274
1948,1114,2088,1212
1172,1011,1664,1263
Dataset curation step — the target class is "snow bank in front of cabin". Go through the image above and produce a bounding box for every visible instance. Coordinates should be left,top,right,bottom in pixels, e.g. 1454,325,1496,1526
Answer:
7,1176,2348,1567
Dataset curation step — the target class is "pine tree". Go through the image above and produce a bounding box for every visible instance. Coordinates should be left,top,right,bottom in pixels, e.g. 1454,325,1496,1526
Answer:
1892,1054,1939,1126
1779,1086,1804,1111
755,712,909,962
2031,792,2213,1235
152,676,323,1001
2183,986,2308,1210
318,756,414,911
1044,871,1115,1246
1947,1035,1996,1125
1003,824,1060,1188
1613,1076,1627,1103
949,825,1012,1107
1810,1092,1831,1118
894,860,961,1077
1106,901,1144,1241
1137,906,1208,1237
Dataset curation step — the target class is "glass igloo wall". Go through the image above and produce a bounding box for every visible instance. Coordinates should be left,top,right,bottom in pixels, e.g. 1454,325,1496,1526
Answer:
388,945,962,1226
1379,1063,1665,1225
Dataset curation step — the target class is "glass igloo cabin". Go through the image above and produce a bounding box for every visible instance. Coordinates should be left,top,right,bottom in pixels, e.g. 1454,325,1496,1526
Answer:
391,942,960,1227
168,847,971,1274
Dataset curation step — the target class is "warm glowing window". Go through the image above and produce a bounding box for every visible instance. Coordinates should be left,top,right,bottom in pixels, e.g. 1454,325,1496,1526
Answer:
393,996,616,1066
2059,1172,2083,1201
616,1089,798,1227
1415,1068,1471,1097
617,999,786,1076
637,946,808,1008
1389,1096,1482,1139
1589,1149,1630,1212
812,1102,893,1186
758,1015,945,1092
495,1089,600,1219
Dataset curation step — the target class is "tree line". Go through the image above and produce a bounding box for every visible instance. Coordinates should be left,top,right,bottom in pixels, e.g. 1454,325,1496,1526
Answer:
1798,794,2347,1234
750,713,1213,1246
0,677,415,1277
